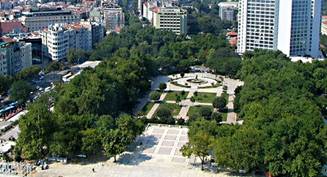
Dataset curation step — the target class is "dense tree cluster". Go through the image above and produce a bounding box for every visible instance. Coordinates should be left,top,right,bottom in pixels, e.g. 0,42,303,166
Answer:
17,95,144,160
184,50,327,176
16,56,149,160
55,57,150,116
90,20,236,75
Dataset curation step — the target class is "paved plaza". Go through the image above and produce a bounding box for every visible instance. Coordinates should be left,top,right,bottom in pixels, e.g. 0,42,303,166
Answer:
31,125,234,177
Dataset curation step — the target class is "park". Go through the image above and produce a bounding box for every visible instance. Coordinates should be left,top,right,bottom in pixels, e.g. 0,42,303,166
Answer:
138,72,243,125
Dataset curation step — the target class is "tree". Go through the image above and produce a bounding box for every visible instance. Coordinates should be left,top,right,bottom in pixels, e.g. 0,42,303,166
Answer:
102,114,144,162
159,83,167,92
156,106,174,124
175,94,181,103
199,106,212,119
211,112,222,123
150,91,161,101
81,129,101,155
102,129,126,162
212,97,227,111
15,66,41,80
10,80,33,103
16,95,55,159
181,130,213,170
214,127,264,173
45,61,64,73
0,75,12,95
67,49,88,64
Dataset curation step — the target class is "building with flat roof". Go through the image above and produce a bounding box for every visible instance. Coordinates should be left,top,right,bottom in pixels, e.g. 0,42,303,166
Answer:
0,38,32,76
153,7,187,35
19,9,80,32
237,0,322,58
102,3,125,33
218,2,238,21
41,21,104,61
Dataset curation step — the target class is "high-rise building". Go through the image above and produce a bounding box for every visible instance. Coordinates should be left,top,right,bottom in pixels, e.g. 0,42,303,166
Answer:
237,0,279,54
0,38,32,76
153,7,187,35
237,0,322,58
218,2,238,21
278,0,321,57
19,9,80,32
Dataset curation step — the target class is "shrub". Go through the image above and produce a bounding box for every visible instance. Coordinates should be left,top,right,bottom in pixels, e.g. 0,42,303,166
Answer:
212,97,227,111
150,91,161,101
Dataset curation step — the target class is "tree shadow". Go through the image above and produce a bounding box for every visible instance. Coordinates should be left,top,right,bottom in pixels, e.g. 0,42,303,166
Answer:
116,152,151,166
116,135,158,166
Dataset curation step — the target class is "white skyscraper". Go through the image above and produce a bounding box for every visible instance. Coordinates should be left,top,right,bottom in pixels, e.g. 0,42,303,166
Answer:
237,0,279,54
237,0,322,58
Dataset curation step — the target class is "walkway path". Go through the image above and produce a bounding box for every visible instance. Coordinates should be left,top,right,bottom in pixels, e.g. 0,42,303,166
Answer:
146,93,167,119
176,89,196,120
226,95,237,124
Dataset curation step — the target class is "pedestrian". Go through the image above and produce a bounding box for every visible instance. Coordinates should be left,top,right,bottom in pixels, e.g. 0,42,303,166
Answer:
92,168,95,173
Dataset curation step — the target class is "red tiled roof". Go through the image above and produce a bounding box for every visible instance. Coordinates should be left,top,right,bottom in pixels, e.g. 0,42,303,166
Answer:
0,21,28,34
0,36,15,43
229,37,237,47
152,7,160,13
227,31,237,37
323,21,327,25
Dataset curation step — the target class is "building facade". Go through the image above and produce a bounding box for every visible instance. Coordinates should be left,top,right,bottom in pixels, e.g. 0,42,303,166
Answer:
278,0,321,57
237,0,322,58
153,7,187,35
19,10,80,32
218,2,238,21
102,4,125,33
322,21,327,36
0,39,32,76
41,22,104,61
322,16,327,35
237,0,279,54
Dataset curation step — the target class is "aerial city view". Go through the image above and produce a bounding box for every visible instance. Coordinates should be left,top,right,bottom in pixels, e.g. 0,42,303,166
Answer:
0,0,327,176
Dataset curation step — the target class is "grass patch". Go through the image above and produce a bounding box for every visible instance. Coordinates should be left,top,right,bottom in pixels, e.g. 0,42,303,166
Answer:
165,91,188,101
138,102,154,116
156,103,181,116
221,112,227,121
193,92,216,103
221,92,229,101
187,105,213,118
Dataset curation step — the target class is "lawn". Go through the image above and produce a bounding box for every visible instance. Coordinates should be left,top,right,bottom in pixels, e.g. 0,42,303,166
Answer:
165,91,188,101
139,102,154,116
187,105,213,118
156,103,181,116
221,112,227,121
193,92,216,103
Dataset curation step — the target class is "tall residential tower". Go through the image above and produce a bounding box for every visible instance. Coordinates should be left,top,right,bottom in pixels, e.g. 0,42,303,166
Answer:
237,0,322,58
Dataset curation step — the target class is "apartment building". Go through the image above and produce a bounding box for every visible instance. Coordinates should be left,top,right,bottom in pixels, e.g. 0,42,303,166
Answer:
0,38,32,76
153,7,187,35
41,22,104,61
102,3,125,33
237,0,322,58
218,2,238,21
19,9,80,32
